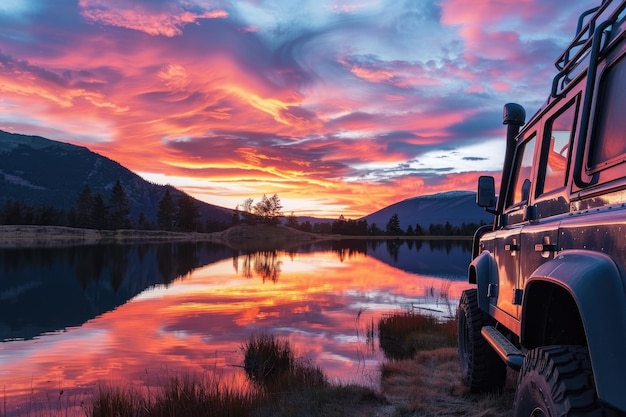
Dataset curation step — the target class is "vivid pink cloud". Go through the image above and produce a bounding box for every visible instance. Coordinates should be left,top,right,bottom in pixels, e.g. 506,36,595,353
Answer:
0,0,594,217
78,0,228,37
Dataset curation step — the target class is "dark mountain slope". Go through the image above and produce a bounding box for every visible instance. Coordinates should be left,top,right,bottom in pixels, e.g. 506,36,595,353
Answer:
0,130,231,224
361,191,494,230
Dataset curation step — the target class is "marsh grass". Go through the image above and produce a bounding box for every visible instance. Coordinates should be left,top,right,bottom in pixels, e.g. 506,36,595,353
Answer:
90,334,330,417
92,375,263,417
242,333,294,385
0,387,90,417
17,312,514,416
378,310,457,360
242,333,328,396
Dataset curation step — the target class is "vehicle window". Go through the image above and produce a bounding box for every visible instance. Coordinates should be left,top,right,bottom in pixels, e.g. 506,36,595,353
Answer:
589,54,626,170
538,101,576,195
509,134,536,207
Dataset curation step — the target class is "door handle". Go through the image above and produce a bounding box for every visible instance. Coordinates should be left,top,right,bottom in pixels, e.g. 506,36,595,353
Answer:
535,236,557,258
534,243,557,252
504,238,519,252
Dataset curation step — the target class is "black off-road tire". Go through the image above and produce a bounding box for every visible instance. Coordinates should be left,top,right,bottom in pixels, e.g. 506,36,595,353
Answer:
457,289,506,393
513,345,602,417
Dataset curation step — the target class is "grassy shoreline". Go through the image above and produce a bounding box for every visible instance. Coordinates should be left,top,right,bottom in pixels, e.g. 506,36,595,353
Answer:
0,309,514,416
85,314,514,417
0,224,472,249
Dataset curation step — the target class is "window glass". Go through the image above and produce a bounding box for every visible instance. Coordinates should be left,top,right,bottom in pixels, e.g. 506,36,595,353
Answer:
590,55,626,170
541,103,575,194
509,135,536,207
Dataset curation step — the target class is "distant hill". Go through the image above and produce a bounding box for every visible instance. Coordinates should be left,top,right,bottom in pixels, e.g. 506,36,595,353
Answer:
0,130,231,224
361,191,494,230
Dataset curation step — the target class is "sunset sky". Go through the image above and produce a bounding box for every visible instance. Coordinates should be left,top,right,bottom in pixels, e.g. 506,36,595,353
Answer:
0,0,593,217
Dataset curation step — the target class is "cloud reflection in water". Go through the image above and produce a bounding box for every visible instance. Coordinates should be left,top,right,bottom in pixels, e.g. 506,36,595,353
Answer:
0,240,472,413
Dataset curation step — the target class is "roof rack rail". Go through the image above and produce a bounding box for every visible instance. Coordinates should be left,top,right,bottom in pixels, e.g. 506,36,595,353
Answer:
553,5,602,72
551,0,625,98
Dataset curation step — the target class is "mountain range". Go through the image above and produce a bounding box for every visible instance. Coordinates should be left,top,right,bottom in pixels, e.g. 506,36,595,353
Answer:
0,129,493,229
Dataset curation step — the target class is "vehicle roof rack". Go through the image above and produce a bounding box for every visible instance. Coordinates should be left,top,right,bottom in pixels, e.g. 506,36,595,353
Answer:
551,0,626,98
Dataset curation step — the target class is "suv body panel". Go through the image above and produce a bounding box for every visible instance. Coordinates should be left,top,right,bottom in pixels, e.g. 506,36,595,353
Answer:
467,1,626,412
525,249,626,410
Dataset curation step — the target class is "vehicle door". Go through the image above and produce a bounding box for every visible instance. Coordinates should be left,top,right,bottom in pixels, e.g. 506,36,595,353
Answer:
519,98,578,295
492,132,539,330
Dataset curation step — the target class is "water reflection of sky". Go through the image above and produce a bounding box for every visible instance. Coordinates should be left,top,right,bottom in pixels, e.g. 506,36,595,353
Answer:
0,242,472,415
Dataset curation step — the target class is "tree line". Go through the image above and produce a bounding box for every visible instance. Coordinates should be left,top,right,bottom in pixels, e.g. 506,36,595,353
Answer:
285,212,487,237
0,181,228,232
1,187,486,236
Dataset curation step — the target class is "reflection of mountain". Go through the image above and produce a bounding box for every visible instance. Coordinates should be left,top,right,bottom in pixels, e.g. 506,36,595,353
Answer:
367,240,471,280
0,242,234,341
0,239,470,342
281,239,471,280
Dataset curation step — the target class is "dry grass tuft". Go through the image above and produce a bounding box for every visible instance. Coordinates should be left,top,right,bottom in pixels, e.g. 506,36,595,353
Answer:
378,311,456,360
92,374,262,417
380,348,516,416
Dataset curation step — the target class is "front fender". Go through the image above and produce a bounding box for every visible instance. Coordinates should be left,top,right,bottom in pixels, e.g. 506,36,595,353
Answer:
468,250,498,313
526,250,626,412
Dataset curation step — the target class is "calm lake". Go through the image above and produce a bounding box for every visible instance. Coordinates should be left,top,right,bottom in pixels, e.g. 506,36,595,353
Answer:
0,239,472,415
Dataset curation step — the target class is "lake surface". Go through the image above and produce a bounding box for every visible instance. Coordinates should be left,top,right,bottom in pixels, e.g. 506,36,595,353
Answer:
0,239,472,415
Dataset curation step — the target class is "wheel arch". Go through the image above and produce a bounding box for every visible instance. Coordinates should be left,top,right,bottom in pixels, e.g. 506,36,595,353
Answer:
522,249,626,412
468,250,497,312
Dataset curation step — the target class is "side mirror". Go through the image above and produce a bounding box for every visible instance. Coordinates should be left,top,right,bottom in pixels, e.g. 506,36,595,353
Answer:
477,176,496,208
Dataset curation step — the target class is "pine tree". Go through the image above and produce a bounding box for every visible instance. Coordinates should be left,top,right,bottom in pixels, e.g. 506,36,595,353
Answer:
109,180,131,229
92,193,108,229
76,185,94,228
157,189,177,230
385,213,403,236
137,212,150,230
177,194,200,232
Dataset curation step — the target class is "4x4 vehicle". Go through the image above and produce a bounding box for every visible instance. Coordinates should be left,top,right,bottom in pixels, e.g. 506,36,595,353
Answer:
457,1,626,415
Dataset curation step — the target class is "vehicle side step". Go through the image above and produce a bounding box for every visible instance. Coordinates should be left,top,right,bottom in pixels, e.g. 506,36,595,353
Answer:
481,326,525,371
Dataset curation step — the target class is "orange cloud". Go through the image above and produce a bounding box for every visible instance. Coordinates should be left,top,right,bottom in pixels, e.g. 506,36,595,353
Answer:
1,0,583,218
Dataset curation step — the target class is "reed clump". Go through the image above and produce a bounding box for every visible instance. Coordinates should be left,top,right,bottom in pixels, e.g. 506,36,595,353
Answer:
378,310,457,360
92,376,263,417
91,334,334,417
84,313,511,417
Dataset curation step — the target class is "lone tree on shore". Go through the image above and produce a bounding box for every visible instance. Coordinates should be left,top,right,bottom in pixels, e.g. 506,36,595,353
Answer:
254,194,283,225
238,194,284,225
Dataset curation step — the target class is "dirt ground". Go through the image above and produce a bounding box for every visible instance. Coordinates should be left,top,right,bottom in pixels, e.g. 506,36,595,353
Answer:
374,348,516,416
